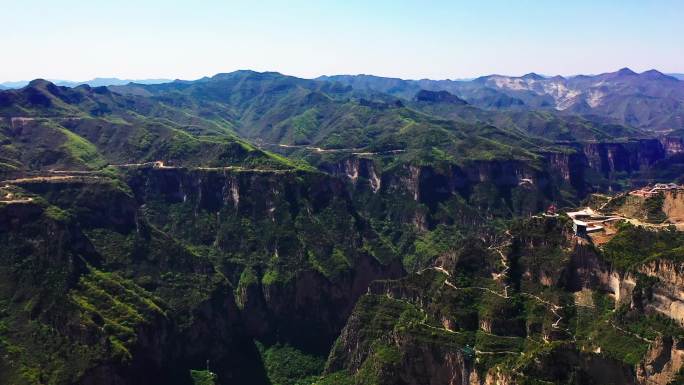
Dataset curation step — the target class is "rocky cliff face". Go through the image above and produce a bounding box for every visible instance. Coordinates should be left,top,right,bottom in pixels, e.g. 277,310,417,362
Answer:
637,336,684,385
580,140,665,177
319,217,684,385
321,237,647,385
543,139,672,195
319,157,382,193
4,168,407,383
663,190,684,224
323,292,480,385
239,252,404,352
563,241,636,306
324,140,674,225
524,228,684,385
660,136,684,156
638,260,684,325
123,167,404,352
565,243,684,327
78,281,264,385
0,181,270,385
386,334,474,385
324,157,560,231
516,343,637,385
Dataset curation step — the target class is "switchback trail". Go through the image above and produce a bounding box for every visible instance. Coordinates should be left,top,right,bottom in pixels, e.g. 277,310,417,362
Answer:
488,230,512,298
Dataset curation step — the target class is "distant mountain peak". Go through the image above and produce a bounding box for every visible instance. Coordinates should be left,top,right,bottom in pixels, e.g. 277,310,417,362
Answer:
616,67,637,76
642,69,664,75
27,78,53,88
211,70,256,79
595,67,638,81
211,70,286,81
521,72,545,80
640,69,678,81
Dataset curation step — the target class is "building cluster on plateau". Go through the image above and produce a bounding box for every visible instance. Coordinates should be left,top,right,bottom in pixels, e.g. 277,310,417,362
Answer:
566,207,622,236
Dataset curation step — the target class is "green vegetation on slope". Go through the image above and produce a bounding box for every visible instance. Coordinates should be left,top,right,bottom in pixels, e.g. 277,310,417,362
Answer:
603,223,684,270
257,342,326,385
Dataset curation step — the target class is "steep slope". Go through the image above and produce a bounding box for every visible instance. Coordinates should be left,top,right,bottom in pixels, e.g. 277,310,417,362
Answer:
0,164,405,384
409,90,643,141
320,217,684,385
0,178,267,385
0,80,296,177
122,166,404,352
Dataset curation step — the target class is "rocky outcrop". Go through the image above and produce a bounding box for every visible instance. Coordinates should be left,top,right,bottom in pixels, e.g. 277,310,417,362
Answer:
125,168,349,214
380,161,555,220
542,150,591,194
581,141,654,176
239,253,403,352
564,242,637,306
637,336,684,385
479,369,514,385
390,334,474,385
319,157,382,193
325,140,672,233
326,157,555,212
660,136,684,156
79,282,265,385
543,239,684,384
325,299,478,385
327,287,638,385
543,151,574,182
541,139,672,196
566,245,684,327
638,260,684,325
520,343,637,385
663,190,684,224
332,139,672,220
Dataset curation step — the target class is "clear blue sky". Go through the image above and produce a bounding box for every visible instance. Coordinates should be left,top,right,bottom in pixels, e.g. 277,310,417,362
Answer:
2,0,683,81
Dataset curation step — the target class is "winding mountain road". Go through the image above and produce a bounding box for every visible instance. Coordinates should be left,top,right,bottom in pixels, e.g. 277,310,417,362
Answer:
257,142,405,156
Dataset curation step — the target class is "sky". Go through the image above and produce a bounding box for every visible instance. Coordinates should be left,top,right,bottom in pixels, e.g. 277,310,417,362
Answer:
1,0,683,82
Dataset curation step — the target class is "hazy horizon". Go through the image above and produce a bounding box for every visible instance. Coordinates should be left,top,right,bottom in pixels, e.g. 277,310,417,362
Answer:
2,67,684,86
2,0,683,82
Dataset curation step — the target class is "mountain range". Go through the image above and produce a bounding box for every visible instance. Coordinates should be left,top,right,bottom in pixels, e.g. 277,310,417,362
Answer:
320,68,684,132
2,69,684,385
0,77,172,89
4,67,683,133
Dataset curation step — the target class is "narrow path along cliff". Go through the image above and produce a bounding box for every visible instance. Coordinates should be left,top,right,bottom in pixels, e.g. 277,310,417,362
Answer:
256,142,406,156
110,160,292,173
0,161,294,186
